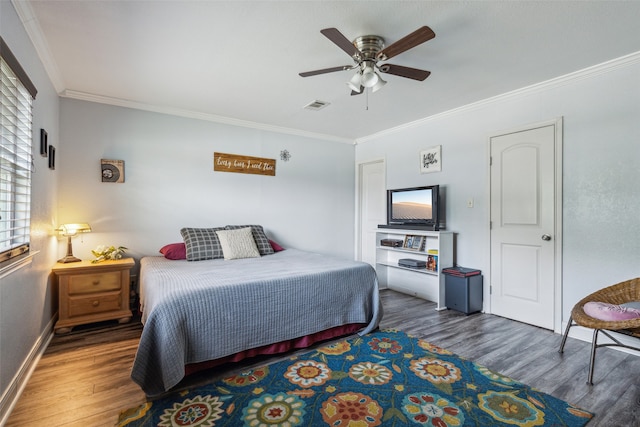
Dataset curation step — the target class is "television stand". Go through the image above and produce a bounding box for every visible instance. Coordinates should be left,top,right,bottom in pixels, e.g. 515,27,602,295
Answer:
375,227,453,310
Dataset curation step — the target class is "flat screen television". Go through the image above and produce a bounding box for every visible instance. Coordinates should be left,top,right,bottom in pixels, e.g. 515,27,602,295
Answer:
385,185,443,230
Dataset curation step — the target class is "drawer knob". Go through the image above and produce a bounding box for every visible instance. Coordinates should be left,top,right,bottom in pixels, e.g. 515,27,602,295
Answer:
92,280,100,285
92,300,100,307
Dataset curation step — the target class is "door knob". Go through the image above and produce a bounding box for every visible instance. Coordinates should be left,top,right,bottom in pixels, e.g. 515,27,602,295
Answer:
541,234,552,241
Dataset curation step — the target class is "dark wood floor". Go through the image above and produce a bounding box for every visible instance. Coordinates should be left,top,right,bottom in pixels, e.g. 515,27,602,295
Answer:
6,289,640,426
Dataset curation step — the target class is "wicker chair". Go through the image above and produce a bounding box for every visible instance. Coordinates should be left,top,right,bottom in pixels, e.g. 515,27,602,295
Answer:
559,277,640,385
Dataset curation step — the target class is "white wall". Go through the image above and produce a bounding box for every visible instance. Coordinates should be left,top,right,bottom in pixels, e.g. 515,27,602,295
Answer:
0,1,60,416
355,55,640,323
57,99,357,268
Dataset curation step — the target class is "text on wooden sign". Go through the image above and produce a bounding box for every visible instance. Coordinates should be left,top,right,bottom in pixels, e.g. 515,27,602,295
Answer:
213,152,276,176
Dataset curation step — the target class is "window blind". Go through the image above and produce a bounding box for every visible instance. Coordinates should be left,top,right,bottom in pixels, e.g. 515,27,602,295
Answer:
1,37,36,263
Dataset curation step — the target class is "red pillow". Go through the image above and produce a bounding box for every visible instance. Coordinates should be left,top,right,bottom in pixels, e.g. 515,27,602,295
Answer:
269,239,284,252
159,243,187,260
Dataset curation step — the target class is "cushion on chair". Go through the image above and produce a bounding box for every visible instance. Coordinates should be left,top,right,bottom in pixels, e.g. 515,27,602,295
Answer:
583,301,640,321
621,301,640,311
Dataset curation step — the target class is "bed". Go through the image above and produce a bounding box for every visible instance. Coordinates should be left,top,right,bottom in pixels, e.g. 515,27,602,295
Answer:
131,248,382,396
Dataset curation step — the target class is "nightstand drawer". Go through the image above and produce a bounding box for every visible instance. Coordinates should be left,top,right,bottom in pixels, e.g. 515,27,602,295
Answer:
68,292,122,317
68,271,121,294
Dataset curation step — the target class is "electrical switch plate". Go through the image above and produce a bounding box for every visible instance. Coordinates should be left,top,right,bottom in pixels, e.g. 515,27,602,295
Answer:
467,198,474,208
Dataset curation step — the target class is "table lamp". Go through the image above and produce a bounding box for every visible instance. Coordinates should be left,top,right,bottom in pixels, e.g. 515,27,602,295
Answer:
56,223,92,263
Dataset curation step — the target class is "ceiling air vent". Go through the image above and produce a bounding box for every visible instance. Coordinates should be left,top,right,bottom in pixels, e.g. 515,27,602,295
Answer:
303,100,330,111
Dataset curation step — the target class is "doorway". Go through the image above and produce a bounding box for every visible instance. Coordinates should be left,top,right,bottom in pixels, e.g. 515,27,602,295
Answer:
356,159,386,268
489,119,563,331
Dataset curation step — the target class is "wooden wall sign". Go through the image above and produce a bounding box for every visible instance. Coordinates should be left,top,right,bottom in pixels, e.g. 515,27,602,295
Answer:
213,152,276,176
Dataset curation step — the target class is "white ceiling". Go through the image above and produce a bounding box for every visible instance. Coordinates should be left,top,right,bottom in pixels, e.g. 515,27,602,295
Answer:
15,1,640,142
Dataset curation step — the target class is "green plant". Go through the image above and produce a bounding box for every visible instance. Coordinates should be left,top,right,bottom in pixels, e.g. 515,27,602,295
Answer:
91,245,127,263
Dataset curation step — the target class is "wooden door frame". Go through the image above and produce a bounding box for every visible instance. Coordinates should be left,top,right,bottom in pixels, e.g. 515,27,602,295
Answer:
487,117,564,333
355,158,386,262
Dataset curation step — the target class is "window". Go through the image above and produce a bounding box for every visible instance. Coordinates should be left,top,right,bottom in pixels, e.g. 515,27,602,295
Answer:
1,37,37,263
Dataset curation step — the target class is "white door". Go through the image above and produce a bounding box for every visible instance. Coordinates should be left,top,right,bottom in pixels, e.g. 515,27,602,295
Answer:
490,120,561,330
357,160,386,267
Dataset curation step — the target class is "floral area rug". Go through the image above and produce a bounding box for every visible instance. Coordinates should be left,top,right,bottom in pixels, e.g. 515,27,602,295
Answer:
117,329,593,426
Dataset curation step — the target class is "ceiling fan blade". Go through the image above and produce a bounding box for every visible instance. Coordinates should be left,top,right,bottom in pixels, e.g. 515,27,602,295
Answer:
320,28,361,58
379,64,431,81
377,26,435,61
299,65,353,77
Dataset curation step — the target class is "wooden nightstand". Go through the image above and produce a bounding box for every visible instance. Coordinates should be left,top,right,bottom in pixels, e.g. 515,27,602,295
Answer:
53,258,135,334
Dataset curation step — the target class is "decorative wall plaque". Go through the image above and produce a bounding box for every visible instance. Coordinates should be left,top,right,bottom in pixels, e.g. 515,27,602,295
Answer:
420,145,441,174
101,159,125,183
213,152,276,176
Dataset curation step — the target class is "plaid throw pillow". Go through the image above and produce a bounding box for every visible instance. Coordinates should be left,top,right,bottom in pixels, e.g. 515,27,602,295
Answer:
225,224,274,255
180,227,226,261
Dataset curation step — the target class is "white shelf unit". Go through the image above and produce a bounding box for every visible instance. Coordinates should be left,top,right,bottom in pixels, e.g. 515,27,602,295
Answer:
375,227,453,310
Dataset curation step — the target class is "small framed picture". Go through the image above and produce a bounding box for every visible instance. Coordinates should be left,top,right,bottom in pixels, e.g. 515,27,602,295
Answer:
101,159,125,183
404,235,424,251
420,145,441,173
40,129,48,157
48,145,55,170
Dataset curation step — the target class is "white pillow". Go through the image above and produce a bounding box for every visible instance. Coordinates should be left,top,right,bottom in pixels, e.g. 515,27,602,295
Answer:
215,227,260,260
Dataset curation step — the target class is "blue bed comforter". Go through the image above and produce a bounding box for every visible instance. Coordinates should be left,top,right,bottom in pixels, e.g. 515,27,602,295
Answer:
131,249,382,395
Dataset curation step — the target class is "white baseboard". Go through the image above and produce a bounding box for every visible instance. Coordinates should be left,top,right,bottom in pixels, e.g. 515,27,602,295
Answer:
0,317,55,427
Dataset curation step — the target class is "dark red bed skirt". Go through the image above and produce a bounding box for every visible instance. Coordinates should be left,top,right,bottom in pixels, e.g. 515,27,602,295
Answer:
185,323,367,376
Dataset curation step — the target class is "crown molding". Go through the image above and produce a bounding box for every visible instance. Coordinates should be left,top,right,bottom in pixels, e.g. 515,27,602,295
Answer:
355,50,640,144
11,0,65,93
60,90,354,144
13,0,350,144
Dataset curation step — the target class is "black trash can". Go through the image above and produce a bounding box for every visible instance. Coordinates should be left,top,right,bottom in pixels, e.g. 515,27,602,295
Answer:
443,267,483,314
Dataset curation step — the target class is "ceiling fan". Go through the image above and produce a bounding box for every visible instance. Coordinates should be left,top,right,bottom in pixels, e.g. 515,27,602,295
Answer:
299,26,435,95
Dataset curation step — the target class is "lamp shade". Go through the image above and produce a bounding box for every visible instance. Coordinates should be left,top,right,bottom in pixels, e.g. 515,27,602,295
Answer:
347,72,362,92
57,223,92,236
360,63,378,88
371,75,387,93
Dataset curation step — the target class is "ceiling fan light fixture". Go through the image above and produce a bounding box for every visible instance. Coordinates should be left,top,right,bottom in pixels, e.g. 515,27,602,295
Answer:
347,72,362,92
371,74,387,93
360,62,378,88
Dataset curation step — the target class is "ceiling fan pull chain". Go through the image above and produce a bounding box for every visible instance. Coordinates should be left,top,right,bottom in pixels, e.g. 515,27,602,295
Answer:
365,87,369,110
